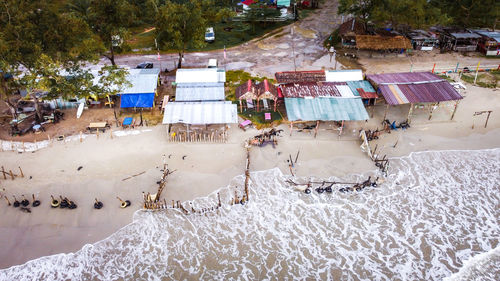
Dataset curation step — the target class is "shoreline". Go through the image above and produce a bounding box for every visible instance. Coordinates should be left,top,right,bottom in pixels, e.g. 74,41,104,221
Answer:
1,83,500,269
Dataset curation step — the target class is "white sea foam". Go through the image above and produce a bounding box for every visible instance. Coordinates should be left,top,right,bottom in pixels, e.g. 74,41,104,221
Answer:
1,148,499,280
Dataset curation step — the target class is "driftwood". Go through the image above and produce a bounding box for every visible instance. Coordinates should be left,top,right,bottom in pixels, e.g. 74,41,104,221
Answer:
287,176,381,194
121,171,146,181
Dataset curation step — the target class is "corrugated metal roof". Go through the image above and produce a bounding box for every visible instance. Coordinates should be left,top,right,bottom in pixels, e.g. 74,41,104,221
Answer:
449,32,481,39
325,69,363,82
175,83,225,101
285,97,369,121
275,70,326,84
471,30,500,42
162,101,238,125
346,81,377,98
366,72,462,105
175,68,226,83
281,82,343,98
122,69,159,94
255,79,278,99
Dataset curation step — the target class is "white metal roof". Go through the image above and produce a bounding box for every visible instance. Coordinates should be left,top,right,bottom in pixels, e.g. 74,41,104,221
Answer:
175,82,225,101
175,68,226,83
122,68,160,94
325,69,363,82
162,101,237,125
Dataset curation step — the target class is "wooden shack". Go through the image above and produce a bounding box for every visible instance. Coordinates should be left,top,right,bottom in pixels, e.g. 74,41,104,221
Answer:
439,29,481,52
338,18,366,48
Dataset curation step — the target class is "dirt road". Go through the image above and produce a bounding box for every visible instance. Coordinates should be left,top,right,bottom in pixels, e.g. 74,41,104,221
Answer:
109,0,342,78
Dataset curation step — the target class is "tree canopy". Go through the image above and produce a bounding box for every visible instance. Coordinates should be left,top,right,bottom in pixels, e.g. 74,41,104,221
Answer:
338,0,498,29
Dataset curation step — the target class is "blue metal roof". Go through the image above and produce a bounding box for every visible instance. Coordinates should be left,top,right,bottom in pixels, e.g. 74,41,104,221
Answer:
285,97,369,121
346,80,376,96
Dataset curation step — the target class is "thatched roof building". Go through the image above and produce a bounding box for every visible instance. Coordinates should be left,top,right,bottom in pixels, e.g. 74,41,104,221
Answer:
355,35,412,50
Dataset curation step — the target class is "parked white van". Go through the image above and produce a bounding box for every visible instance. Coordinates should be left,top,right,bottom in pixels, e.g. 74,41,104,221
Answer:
205,27,215,43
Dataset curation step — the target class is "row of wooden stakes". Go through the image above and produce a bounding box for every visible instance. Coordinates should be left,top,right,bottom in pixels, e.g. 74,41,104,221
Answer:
1,166,24,181
169,131,228,143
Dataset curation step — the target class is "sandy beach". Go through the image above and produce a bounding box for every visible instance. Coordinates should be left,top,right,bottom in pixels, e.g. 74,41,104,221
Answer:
0,75,499,269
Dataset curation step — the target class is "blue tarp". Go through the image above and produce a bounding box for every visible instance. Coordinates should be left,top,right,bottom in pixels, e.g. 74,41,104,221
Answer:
120,93,155,108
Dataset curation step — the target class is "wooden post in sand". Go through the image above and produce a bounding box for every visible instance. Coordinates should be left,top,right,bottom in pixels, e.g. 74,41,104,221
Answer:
289,122,293,136
18,167,24,178
9,170,14,180
451,100,460,121
484,111,492,128
428,103,435,120
110,128,113,139
1,166,6,180
96,128,99,139
314,120,319,138
407,103,414,124
79,131,83,142
383,104,389,121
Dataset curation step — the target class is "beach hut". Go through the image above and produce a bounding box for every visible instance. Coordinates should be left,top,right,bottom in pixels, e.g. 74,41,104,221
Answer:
325,69,378,109
235,80,258,112
119,68,160,109
281,81,369,137
338,18,367,48
439,29,481,52
366,72,463,122
355,35,412,52
470,30,500,56
162,101,238,142
255,79,278,112
164,67,236,142
236,79,279,112
406,30,439,51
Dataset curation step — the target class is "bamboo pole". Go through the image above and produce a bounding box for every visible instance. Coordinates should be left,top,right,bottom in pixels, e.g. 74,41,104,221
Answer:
451,100,460,121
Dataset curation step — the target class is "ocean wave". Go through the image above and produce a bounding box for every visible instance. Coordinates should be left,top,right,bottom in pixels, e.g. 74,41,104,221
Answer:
1,148,499,280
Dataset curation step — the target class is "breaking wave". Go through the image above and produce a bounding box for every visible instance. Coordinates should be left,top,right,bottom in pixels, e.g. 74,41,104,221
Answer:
1,148,499,280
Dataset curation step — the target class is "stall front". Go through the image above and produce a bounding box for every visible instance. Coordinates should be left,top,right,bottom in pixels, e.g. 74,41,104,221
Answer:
366,72,463,123
162,101,238,142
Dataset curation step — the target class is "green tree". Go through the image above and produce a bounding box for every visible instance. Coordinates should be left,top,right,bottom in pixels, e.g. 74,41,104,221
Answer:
87,0,135,65
0,0,130,120
243,4,281,32
338,0,378,29
156,0,206,68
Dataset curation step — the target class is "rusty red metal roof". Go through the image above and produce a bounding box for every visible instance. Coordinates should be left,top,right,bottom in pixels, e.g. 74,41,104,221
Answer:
275,70,326,84
366,72,462,105
255,79,278,99
281,82,347,98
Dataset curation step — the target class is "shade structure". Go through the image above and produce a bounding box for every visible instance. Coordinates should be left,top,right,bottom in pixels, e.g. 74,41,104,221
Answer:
346,81,378,99
285,97,369,121
175,68,226,84
120,93,155,108
325,69,363,82
275,70,326,84
162,101,238,125
175,82,225,101
119,68,160,108
367,72,462,105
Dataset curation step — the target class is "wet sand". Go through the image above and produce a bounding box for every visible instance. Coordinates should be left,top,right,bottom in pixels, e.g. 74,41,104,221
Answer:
1,82,499,268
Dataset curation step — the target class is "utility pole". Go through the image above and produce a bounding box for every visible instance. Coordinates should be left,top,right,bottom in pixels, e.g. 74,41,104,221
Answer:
291,24,297,72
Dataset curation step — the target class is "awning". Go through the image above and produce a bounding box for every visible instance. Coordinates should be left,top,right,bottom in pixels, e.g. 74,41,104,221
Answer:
162,101,238,125
285,97,369,121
